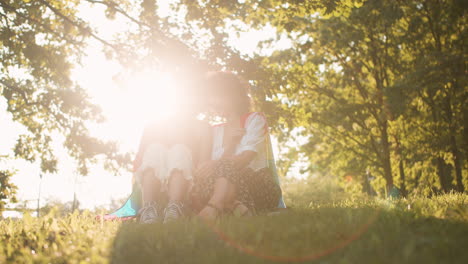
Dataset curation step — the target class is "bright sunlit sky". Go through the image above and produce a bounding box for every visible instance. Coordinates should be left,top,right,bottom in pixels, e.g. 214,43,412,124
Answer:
0,1,295,214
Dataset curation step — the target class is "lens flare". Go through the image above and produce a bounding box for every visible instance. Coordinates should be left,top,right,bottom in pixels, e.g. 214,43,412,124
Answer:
126,71,178,123
200,208,380,263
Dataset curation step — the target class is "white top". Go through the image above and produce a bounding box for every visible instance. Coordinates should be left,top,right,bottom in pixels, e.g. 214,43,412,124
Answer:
211,112,268,171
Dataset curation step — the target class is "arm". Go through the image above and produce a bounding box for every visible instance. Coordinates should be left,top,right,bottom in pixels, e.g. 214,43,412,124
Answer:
227,113,267,169
229,150,257,169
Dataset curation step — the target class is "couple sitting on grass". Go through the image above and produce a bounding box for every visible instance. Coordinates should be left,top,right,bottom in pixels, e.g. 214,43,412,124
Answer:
120,71,285,224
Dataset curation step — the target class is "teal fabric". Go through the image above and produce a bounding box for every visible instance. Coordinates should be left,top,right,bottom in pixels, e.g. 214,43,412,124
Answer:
109,184,141,218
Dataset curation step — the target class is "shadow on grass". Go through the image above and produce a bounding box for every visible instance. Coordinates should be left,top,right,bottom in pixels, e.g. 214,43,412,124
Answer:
110,207,468,264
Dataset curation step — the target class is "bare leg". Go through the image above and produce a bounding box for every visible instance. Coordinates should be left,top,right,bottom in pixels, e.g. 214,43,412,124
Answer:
210,177,236,208
167,170,189,203
198,177,237,220
139,169,164,223
141,169,161,205
162,170,190,222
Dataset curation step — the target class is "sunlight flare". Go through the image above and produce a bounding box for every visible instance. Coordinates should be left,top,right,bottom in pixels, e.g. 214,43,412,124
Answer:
123,71,178,124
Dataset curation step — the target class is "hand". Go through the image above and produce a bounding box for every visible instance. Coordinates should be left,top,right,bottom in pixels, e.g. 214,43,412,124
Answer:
195,160,217,178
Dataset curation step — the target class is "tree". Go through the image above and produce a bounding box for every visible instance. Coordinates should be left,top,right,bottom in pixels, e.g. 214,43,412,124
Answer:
396,0,467,193
1,0,465,209
160,0,466,195
0,0,132,212
0,169,17,212
166,0,403,192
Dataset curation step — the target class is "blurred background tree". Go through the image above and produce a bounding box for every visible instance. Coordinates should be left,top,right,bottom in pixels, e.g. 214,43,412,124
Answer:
163,0,466,197
0,0,466,213
0,169,17,212
0,0,133,213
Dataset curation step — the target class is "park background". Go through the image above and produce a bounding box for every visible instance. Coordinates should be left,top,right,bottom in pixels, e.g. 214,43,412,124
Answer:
1,0,466,215
0,0,467,263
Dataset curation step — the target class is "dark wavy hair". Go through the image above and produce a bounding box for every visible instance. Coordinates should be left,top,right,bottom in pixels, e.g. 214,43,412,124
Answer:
205,71,251,115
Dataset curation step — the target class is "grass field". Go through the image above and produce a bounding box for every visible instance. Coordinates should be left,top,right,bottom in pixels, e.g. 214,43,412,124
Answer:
1,194,467,264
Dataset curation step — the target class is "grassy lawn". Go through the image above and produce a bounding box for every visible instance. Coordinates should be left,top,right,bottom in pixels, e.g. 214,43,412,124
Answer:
1,194,467,263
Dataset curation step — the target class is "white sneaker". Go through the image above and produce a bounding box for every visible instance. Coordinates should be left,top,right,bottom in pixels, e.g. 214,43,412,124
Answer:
138,201,160,224
163,202,185,223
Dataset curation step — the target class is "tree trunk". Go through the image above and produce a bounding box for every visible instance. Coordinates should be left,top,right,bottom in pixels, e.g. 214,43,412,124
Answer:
435,157,453,193
445,94,464,192
368,31,394,192
393,135,407,196
399,159,407,197
450,135,464,192
381,120,394,189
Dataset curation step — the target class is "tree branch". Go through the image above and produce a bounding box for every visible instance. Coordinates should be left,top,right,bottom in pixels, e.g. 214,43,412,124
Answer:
38,0,117,49
81,0,201,64
310,125,381,167
0,0,82,47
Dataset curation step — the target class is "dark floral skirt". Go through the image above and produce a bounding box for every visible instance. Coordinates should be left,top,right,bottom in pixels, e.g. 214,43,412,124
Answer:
190,159,281,214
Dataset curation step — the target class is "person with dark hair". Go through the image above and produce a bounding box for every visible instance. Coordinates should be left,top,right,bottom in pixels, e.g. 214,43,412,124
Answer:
191,71,285,220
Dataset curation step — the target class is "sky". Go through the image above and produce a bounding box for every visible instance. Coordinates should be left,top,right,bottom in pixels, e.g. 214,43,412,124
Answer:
1,1,295,217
